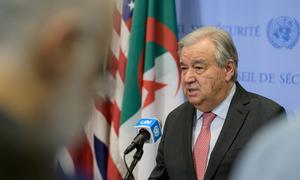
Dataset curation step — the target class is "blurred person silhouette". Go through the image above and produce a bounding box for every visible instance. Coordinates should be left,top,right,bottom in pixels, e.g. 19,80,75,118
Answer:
230,114,298,180
0,0,112,179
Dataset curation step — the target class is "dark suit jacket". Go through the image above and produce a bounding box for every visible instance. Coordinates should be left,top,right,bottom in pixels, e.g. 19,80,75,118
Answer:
149,82,286,180
0,111,56,180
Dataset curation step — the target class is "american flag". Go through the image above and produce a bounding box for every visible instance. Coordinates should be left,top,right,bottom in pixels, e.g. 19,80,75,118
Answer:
57,0,134,179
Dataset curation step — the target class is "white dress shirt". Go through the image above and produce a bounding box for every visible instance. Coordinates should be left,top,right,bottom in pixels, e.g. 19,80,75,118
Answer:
192,84,236,167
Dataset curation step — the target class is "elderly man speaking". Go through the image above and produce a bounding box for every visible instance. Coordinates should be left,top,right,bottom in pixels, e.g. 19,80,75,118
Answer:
149,27,286,180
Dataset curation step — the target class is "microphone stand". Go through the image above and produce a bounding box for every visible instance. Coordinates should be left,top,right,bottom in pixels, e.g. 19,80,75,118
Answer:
124,143,144,180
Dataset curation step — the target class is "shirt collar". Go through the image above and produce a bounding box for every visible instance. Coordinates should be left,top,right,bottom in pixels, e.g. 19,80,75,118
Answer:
196,83,236,120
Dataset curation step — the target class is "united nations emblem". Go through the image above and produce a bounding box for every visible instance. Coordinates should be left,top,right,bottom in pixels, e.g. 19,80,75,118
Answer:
153,125,160,137
267,16,300,49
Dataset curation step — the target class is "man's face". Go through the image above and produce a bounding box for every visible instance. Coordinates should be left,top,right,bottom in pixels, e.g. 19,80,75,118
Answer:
180,38,232,111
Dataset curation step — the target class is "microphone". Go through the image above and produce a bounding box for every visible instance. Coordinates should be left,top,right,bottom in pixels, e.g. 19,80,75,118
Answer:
124,118,162,155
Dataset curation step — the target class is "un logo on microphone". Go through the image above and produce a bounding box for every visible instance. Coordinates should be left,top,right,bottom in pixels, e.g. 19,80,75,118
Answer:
267,16,300,49
153,125,160,138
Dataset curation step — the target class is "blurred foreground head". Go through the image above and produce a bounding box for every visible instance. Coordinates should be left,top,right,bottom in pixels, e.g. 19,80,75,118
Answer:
0,0,112,148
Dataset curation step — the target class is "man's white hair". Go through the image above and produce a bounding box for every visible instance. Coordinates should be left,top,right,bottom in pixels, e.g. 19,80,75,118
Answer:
179,27,239,81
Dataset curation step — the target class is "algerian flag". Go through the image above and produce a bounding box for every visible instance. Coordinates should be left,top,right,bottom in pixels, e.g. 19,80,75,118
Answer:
119,0,184,179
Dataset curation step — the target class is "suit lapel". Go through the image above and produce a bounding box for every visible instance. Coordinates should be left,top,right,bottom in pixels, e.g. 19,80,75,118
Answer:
204,83,250,180
181,102,197,180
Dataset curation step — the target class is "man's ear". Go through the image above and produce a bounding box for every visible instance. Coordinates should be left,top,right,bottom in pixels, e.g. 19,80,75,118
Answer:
33,12,79,83
224,60,235,82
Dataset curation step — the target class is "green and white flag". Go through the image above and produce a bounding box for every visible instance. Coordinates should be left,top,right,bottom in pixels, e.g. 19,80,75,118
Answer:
119,0,183,178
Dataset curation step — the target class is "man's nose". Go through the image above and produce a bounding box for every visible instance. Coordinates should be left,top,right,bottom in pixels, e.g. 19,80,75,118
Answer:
183,68,196,83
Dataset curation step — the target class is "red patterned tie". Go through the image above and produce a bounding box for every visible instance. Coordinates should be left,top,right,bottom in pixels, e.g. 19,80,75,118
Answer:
193,112,216,180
